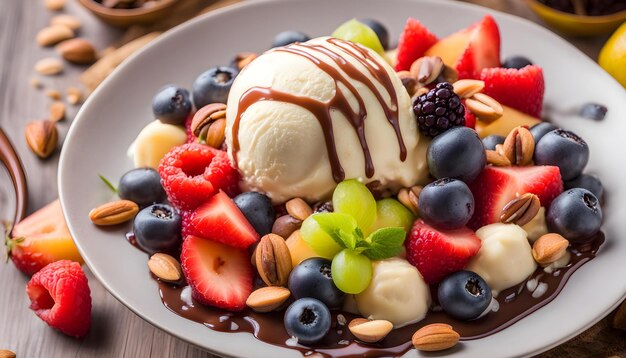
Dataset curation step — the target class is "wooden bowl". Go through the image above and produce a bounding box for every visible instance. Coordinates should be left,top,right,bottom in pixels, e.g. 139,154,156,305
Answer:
77,0,180,28
526,0,626,37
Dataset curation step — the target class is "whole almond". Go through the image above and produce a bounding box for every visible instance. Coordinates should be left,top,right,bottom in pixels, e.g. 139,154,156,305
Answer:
0,350,16,358
44,0,66,11
57,38,97,64
246,286,291,312
25,120,58,158
410,56,444,85
412,323,460,352
34,57,63,76
286,198,313,221
348,318,393,343
37,25,74,47
503,126,535,166
272,214,302,239
50,14,81,30
50,101,65,122
89,200,139,226
148,253,182,282
500,193,541,226
205,118,226,149
465,93,503,123
66,87,83,105
453,79,485,98
255,233,293,287
532,233,569,265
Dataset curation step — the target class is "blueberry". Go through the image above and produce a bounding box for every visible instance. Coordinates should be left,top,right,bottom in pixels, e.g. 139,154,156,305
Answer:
564,174,604,203
547,188,602,243
118,168,166,207
359,18,389,50
534,129,589,181
272,31,310,48
233,192,275,236
482,135,505,151
284,298,331,344
151,85,192,125
192,66,238,108
418,178,474,230
438,270,492,321
133,204,182,254
579,103,607,121
502,56,533,69
288,258,344,309
529,122,559,144
427,127,486,183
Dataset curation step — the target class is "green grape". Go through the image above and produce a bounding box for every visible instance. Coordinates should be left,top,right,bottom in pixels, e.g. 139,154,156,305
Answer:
331,19,385,55
367,198,415,235
332,179,377,232
331,249,372,294
300,214,344,259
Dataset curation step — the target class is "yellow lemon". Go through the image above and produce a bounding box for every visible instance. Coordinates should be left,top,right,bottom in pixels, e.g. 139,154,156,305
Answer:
599,22,626,88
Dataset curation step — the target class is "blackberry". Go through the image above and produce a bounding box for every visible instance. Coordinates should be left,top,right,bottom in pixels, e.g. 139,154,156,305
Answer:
413,82,465,137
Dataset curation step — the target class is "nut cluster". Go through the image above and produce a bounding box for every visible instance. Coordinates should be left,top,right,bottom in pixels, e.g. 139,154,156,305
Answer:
452,79,503,123
397,56,457,96
272,197,314,239
191,103,227,149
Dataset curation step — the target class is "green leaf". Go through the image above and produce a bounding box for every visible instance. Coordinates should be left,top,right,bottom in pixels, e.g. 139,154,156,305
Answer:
362,227,406,260
99,174,118,194
312,212,359,250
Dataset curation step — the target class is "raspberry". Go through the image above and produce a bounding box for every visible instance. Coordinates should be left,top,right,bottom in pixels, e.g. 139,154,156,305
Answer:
180,210,193,239
413,82,465,137
159,143,240,210
26,260,91,338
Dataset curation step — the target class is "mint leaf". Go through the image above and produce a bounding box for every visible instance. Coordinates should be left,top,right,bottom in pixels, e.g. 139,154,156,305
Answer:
99,174,118,194
312,213,359,250
362,227,406,260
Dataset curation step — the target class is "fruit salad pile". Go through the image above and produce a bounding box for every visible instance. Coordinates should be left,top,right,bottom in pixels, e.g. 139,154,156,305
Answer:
88,15,607,355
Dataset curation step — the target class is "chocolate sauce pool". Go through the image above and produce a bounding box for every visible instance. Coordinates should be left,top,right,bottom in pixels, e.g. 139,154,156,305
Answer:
152,234,604,357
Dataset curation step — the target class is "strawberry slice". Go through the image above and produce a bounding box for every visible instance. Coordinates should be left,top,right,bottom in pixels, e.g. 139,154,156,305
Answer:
468,166,563,230
405,220,481,284
181,235,253,311
186,191,259,249
480,65,545,118
395,18,439,71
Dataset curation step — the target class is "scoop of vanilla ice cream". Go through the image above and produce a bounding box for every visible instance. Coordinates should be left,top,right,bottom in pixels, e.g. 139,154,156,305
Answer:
225,37,429,203
130,120,187,169
466,223,537,296
355,258,430,327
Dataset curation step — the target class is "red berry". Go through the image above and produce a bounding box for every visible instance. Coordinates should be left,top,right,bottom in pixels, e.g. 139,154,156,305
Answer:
455,15,501,79
468,165,563,230
26,260,91,338
463,102,477,129
405,220,481,284
184,114,196,144
480,65,545,118
395,18,438,71
158,143,239,210
181,235,253,311
180,210,193,239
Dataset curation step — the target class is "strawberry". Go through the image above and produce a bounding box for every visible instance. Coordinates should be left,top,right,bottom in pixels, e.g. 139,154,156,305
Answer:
180,235,253,311
426,15,501,79
405,220,481,284
395,18,439,71
26,260,91,338
6,200,83,276
186,191,259,249
463,100,476,129
468,166,563,230
480,65,545,118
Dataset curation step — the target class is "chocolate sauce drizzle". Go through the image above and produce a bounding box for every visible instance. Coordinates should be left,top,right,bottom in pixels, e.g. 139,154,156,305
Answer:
0,127,27,225
232,38,406,183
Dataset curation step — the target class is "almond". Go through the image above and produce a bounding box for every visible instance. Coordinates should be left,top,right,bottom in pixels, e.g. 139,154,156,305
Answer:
0,350,16,358
148,253,182,283
50,14,81,31
286,198,313,221
453,79,485,98
502,126,535,166
205,118,226,149
486,149,511,167
272,214,302,239
348,318,393,343
246,286,291,312
532,233,569,265
57,38,97,64
34,57,64,76
25,120,58,158
397,70,418,96
66,87,83,105
410,56,444,85
412,323,460,352
255,233,293,287
500,193,541,226
465,93,503,123
89,200,139,226
44,0,66,11
37,25,74,47
50,101,65,122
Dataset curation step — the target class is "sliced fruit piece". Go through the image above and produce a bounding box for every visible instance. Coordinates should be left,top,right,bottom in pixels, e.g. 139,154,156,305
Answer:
475,105,541,138
480,65,545,117
332,19,385,54
6,200,83,276
405,220,481,284
285,230,318,267
395,18,439,71
368,198,415,234
468,166,563,230
181,235,253,311
187,191,259,249
426,15,501,79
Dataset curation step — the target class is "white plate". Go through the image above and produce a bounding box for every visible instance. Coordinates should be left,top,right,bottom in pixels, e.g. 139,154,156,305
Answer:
58,0,626,356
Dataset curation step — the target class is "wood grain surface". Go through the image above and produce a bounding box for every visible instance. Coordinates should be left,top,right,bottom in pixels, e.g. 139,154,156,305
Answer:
0,0,623,357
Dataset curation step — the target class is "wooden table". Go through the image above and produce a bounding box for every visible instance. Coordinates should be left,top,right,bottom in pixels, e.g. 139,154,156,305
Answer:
0,1,623,357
